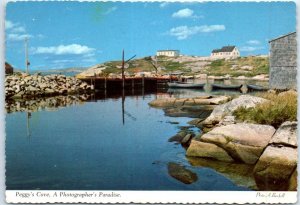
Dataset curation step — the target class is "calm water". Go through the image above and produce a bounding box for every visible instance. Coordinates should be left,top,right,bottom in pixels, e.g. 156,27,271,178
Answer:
6,85,260,190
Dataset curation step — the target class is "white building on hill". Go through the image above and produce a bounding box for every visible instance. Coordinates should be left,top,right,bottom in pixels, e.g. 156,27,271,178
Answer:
211,46,240,59
156,50,180,57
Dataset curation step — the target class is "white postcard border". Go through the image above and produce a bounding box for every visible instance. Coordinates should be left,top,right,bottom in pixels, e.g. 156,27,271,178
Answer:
6,190,298,204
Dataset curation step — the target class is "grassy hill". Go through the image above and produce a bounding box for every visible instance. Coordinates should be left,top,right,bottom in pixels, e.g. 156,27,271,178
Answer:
96,55,269,77
204,56,269,77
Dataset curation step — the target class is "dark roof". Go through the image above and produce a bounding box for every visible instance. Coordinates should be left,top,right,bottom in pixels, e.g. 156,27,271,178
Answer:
212,46,236,53
269,32,296,43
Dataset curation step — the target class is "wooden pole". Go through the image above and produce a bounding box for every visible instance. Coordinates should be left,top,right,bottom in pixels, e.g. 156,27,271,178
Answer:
25,38,29,74
122,89,125,125
132,79,134,94
122,49,125,90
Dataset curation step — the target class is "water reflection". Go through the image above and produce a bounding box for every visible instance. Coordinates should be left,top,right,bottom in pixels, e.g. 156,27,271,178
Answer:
187,157,258,190
5,95,91,113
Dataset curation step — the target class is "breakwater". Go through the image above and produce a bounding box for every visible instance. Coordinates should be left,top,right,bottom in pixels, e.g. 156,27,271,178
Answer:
5,73,92,99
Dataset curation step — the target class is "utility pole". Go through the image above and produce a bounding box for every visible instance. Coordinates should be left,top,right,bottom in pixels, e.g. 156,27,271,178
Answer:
122,49,125,89
25,37,30,74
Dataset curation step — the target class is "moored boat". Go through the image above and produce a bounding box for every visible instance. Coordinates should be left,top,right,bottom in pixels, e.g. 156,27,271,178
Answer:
211,83,243,90
167,82,205,89
246,84,269,92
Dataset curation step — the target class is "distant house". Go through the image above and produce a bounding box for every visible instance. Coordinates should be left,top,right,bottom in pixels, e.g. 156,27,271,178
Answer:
5,62,14,75
269,32,297,90
211,46,240,59
156,50,180,57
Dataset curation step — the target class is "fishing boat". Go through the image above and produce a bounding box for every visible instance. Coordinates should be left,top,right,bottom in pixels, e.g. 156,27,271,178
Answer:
246,84,269,92
167,82,205,89
211,83,243,90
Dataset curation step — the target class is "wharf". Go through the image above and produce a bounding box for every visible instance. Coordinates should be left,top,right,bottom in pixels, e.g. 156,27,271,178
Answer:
77,76,178,90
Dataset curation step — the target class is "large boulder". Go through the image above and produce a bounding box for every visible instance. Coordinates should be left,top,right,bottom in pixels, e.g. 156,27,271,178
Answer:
253,121,298,191
163,105,214,118
5,62,14,75
186,140,234,162
288,169,297,191
202,95,268,126
148,95,230,108
253,146,297,191
191,123,276,164
269,121,297,147
148,98,176,107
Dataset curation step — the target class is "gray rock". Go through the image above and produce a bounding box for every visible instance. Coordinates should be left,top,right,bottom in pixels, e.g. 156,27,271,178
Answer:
167,162,198,184
253,146,297,190
149,96,230,108
200,123,276,164
186,140,234,162
168,131,187,142
148,98,176,107
26,86,39,92
288,169,297,191
202,95,268,126
217,115,235,126
269,121,297,147
181,134,192,145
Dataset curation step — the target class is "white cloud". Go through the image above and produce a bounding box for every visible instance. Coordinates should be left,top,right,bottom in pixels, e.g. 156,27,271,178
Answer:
246,40,261,45
52,59,75,64
33,44,95,55
5,20,25,33
11,26,26,33
104,6,117,15
7,33,33,41
5,20,15,30
159,2,169,8
240,46,264,52
168,25,226,40
172,8,194,18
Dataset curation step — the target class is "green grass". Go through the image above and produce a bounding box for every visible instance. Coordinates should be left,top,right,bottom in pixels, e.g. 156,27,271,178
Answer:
205,56,269,77
233,91,297,128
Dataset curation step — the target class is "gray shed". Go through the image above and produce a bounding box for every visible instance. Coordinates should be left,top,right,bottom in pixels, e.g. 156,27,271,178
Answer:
269,32,297,90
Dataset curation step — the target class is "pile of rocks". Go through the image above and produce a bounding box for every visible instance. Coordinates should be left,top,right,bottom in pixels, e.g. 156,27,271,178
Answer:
5,74,92,99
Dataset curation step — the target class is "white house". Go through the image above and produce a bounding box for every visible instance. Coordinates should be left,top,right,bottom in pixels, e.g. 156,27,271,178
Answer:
211,46,240,59
156,50,180,57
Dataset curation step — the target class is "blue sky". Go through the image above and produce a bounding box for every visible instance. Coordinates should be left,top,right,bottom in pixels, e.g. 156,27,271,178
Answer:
5,2,296,71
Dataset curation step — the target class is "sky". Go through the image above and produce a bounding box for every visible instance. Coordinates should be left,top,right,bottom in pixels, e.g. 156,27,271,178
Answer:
5,1,296,71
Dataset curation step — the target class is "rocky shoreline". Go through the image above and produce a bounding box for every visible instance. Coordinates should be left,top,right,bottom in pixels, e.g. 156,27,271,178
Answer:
5,73,92,100
149,92,297,191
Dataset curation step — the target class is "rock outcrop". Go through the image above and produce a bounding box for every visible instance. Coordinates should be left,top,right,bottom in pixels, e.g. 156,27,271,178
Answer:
253,121,297,191
5,74,92,99
187,123,276,164
149,95,230,119
187,140,234,162
149,95,230,108
167,162,198,184
201,95,268,126
5,62,14,75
